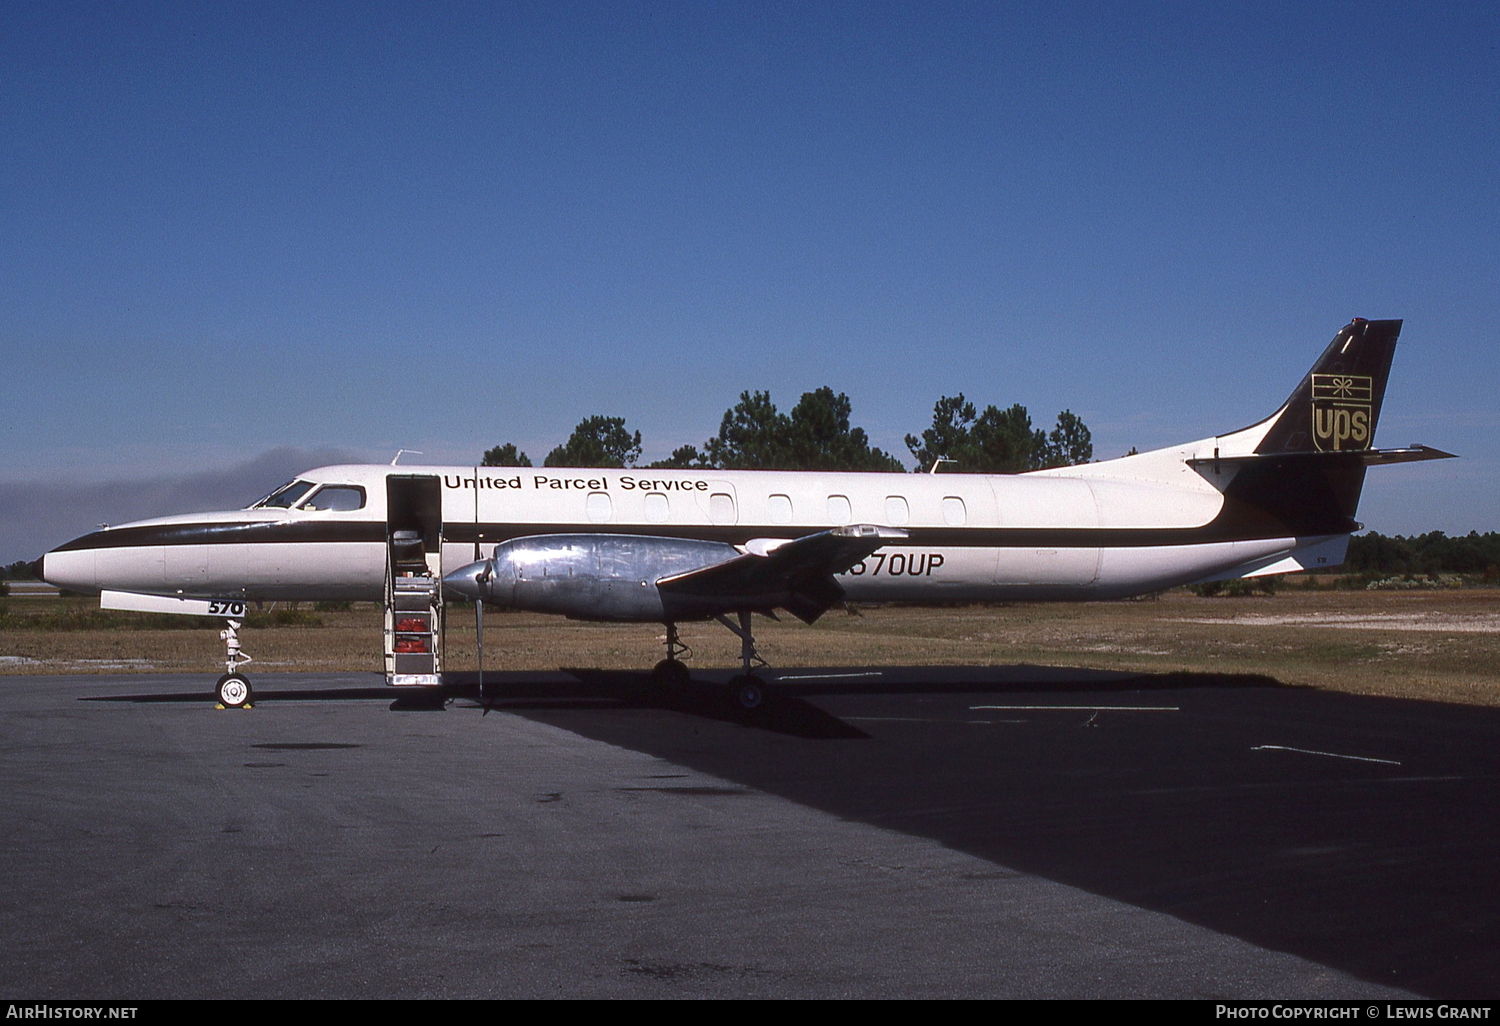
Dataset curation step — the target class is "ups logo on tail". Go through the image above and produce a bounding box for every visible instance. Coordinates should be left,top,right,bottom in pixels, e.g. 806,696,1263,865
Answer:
1310,374,1373,451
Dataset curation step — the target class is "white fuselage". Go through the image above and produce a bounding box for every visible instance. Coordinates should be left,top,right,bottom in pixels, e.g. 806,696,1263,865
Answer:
38,415,1350,608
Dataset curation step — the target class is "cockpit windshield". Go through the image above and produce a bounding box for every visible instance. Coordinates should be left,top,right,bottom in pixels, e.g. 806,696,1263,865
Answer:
301,485,365,511
252,479,317,509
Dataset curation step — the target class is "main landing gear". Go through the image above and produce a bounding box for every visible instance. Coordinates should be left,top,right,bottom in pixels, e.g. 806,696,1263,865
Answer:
215,619,254,709
649,614,772,711
717,611,771,711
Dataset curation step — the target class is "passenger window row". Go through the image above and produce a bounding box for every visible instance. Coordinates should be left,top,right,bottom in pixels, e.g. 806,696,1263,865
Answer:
610,490,968,527
261,481,966,526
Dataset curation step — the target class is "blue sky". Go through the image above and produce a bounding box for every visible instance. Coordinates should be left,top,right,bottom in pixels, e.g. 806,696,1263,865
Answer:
2,1,1496,561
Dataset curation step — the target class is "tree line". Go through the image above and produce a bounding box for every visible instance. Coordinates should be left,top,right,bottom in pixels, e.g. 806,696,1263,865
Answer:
483,386,1093,473
1345,531,1500,578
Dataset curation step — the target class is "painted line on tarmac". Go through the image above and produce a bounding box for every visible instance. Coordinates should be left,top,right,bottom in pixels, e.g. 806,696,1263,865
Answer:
1251,745,1402,766
846,716,1029,724
970,704,1180,712
777,671,885,681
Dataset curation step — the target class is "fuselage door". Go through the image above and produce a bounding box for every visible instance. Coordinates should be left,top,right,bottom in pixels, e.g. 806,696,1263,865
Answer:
385,474,445,687
387,475,444,559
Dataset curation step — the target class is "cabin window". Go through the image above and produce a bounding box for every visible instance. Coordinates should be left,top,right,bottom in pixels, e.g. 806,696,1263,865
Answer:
256,480,316,508
942,496,966,526
644,492,670,524
586,491,613,523
885,495,909,526
709,492,736,525
827,495,851,525
300,486,366,512
768,494,793,525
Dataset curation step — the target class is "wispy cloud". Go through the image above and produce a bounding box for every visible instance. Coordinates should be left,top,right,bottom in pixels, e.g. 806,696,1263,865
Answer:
0,447,361,565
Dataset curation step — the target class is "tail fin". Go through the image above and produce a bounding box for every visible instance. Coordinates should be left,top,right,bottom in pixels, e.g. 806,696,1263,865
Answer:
1255,318,1402,454
1189,317,1452,540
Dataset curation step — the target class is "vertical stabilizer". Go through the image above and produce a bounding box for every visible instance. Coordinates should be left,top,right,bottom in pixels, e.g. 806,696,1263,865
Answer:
1256,318,1402,454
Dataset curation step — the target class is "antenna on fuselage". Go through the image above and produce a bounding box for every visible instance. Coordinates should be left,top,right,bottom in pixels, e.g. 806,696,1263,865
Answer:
928,458,957,474
391,450,424,466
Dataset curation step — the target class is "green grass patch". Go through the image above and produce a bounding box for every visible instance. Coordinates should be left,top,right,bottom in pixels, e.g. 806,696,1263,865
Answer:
0,603,322,631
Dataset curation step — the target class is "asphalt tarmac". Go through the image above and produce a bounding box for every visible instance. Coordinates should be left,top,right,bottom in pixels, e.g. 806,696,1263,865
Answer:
4,662,1494,999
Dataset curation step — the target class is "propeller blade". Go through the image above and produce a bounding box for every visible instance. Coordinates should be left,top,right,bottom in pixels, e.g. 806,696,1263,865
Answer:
475,561,493,714
472,532,488,712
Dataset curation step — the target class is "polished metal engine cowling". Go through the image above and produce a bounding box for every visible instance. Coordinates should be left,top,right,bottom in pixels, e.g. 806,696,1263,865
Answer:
447,534,739,621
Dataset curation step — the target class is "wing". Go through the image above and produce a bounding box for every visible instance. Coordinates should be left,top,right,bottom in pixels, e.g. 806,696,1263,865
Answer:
656,524,907,624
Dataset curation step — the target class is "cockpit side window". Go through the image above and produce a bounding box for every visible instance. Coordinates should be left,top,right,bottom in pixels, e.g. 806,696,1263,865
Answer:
299,485,366,512
254,479,317,509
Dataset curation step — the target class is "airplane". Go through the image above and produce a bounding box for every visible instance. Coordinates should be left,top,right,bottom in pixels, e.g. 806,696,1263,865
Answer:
34,317,1453,711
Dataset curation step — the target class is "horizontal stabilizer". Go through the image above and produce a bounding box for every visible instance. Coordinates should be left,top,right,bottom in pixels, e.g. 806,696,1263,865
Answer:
1188,444,1458,472
1337,444,1458,465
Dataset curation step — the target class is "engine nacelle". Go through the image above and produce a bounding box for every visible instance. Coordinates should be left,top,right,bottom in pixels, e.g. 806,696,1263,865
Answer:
444,534,739,621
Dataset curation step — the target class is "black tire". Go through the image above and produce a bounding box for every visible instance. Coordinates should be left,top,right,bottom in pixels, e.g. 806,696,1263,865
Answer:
215,672,252,709
651,658,691,688
729,674,766,711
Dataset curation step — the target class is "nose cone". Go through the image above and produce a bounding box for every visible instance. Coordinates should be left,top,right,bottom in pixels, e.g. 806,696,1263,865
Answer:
33,543,98,593
442,560,491,602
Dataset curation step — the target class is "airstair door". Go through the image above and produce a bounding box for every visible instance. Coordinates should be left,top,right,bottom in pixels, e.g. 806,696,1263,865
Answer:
385,475,444,687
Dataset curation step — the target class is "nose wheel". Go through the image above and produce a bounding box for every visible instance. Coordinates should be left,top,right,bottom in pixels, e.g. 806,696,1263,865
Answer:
216,672,253,709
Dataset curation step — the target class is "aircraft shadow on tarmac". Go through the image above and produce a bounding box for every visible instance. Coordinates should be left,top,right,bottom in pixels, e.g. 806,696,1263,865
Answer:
460,664,1285,739
83,663,1286,741
79,664,1500,995
504,673,1500,1000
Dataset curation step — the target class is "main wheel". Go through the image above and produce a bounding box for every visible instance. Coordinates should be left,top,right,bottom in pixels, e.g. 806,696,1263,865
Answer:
651,658,691,688
215,672,253,709
729,674,766,711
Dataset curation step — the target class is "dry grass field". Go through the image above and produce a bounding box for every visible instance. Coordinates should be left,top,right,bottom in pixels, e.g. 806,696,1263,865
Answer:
3,586,1498,706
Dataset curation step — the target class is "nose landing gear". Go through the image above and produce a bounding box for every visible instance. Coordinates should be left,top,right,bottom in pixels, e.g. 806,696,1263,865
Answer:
215,619,253,709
